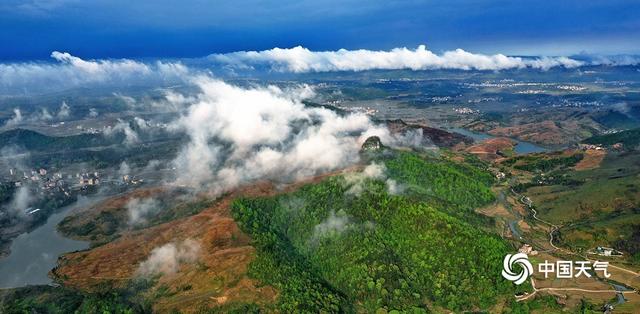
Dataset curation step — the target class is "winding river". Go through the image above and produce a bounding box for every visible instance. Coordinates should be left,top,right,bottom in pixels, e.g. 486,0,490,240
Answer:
0,129,554,290
451,128,549,154
0,199,95,288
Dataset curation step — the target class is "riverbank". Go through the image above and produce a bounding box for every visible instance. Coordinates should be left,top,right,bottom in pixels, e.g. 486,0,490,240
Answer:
451,127,551,154
0,198,99,289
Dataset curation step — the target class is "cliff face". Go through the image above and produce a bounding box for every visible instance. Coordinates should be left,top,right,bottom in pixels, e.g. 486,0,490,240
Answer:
385,119,473,148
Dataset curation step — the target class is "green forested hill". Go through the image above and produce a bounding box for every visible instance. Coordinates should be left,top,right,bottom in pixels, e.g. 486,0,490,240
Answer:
0,128,183,169
380,151,495,207
0,128,117,151
232,150,517,312
584,127,640,148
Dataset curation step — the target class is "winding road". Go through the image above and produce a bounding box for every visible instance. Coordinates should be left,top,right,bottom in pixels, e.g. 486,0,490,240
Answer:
516,278,637,302
508,188,639,302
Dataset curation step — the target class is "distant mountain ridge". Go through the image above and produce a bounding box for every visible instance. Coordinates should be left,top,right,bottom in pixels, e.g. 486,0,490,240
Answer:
0,129,118,152
583,127,640,148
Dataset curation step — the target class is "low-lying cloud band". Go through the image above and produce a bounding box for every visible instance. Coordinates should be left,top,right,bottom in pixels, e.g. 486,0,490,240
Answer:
209,45,585,72
1,45,639,94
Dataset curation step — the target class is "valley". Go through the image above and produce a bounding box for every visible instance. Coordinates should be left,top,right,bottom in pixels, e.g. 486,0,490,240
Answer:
1,67,640,313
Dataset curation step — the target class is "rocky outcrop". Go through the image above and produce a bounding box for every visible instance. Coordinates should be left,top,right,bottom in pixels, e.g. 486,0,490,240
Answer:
361,136,383,151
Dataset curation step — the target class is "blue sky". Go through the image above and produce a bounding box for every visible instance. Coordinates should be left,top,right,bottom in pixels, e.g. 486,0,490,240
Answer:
1,0,639,60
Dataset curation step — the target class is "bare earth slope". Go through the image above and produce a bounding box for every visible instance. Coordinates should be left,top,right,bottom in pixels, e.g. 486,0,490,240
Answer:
52,171,349,313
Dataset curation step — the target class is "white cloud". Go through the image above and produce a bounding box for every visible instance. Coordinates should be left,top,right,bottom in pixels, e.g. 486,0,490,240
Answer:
9,186,33,215
2,103,74,128
1,47,636,96
1,145,30,174
524,56,584,70
57,101,71,119
126,197,160,225
344,162,405,195
312,210,353,240
580,54,640,66
113,93,137,108
36,108,54,121
169,77,399,194
167,77,436,195
117,161,131,178
0,52,189,94
103,119,139,145
385,178,404,195
362,162,385,178
2,47,634,96
392,128,428,149
163,90,196,107
310,209,376,245
209,45,585,72
345,162,386,195
88,108,99,118
3,108,23,127
50,51,151,76
137,239,200,277
133,117,151,130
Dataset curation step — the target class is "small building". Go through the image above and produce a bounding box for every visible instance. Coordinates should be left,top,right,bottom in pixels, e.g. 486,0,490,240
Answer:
578,143,604,151
594,246,622,256
597,246,613,256
603,303,615,314
518,244,538,256
79,173,100,186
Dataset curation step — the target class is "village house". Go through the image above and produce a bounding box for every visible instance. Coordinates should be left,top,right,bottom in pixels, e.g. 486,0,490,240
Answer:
518,244,539,256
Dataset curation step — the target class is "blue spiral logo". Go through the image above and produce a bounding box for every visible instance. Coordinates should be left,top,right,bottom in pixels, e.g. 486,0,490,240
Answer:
501,253,533,285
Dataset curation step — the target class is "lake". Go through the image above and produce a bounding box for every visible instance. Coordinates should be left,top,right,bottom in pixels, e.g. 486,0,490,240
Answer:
0,199,95,288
